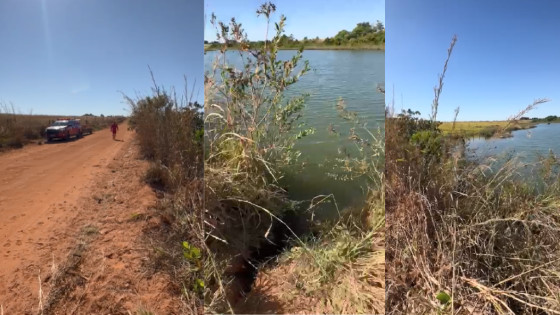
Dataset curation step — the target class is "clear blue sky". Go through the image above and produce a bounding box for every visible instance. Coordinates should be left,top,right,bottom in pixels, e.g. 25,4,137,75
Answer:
386,0,560,121
204,0,384,41
0,0,203,116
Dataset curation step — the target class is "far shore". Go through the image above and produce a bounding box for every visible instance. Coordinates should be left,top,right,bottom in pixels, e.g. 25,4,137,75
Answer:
204,44,384,52
439,119,560,139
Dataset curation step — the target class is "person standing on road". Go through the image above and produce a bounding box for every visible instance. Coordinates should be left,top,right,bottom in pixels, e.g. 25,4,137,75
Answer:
110,121,119,140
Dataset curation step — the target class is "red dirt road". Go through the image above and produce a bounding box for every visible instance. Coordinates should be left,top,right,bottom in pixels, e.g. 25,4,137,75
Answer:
0,126,129,279
0,124,185,314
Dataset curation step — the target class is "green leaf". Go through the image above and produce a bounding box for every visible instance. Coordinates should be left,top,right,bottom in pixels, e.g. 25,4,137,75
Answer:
182,241,202,262
193,278,205,294
436,291,451,305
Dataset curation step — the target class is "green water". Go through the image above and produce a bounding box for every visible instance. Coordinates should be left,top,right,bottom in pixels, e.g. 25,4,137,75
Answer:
205,50,385,219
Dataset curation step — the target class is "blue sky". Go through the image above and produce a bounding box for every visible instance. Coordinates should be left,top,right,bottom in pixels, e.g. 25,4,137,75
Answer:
204,0,385,41
0,0,203,116
386,0,560,121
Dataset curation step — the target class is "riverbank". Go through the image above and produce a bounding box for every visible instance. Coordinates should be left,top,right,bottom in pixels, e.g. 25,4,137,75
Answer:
439,120,537,138
388,113,560,313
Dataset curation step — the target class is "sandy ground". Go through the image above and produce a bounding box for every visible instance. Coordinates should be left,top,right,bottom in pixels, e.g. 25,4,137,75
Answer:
0,124,184,314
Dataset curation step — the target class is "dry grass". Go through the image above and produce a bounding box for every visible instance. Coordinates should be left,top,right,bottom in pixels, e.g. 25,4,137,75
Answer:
386,35,560,314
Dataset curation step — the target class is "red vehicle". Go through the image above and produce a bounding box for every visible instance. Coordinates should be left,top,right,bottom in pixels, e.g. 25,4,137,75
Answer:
45,119,82,142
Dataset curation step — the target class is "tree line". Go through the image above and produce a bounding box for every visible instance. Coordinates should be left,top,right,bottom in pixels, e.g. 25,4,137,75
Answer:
205,20,385,50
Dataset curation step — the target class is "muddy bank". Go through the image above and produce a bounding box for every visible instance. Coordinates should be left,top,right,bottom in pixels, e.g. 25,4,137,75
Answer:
223,209,311,308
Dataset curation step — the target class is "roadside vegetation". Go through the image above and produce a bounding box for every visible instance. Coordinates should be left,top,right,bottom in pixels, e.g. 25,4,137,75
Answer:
124,75,204,314
386,35,560,314
204,2,384,314
205,19,384,51
0,102,125,150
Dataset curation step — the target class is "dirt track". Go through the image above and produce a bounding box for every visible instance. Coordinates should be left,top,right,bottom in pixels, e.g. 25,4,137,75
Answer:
0,124,183,314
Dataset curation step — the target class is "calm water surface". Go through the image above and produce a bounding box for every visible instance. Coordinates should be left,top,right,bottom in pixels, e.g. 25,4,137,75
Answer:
205,50,385,219
468,123,560,161
468,123,560,185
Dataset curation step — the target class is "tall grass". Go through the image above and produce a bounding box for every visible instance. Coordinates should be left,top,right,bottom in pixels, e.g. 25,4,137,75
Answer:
125,74,204,313
203,3,314,312
386,36,560,314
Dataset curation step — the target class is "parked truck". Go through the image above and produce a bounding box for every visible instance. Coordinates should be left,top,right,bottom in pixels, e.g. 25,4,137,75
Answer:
45,119,83,142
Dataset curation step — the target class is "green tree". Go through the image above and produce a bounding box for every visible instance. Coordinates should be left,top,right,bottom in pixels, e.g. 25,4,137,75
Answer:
375,20,384,32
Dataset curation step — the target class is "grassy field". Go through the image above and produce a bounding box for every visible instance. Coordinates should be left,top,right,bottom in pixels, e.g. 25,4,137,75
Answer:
439,119,536,138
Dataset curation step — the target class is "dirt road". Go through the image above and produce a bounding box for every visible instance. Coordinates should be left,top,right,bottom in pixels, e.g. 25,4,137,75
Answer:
0,124,184,314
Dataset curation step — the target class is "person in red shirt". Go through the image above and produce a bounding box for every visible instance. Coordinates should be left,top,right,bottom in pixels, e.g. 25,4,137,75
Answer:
110,121,118,140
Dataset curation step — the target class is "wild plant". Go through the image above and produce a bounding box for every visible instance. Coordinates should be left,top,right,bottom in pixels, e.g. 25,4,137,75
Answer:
203,2,313,311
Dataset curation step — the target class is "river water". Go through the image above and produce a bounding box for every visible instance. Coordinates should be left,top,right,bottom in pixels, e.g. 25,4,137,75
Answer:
466,123,560,187
468,123,560,162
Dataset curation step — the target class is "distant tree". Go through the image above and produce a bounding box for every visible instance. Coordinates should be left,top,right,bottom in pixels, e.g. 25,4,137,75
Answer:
352,22,373,38
334,29,350,41
375,20,384,32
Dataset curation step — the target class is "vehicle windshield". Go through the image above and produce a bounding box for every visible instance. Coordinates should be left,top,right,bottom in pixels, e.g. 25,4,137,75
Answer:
51,121,69,126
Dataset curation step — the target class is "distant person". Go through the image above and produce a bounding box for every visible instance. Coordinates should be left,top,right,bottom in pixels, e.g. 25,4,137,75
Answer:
110,121,119,140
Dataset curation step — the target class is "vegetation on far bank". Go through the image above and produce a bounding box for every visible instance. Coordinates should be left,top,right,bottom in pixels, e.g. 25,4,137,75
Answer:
438,115,560,139
387,35,560,314
439,119,536,138
204,2,384,314
204,19,384,51
0,103,125,150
